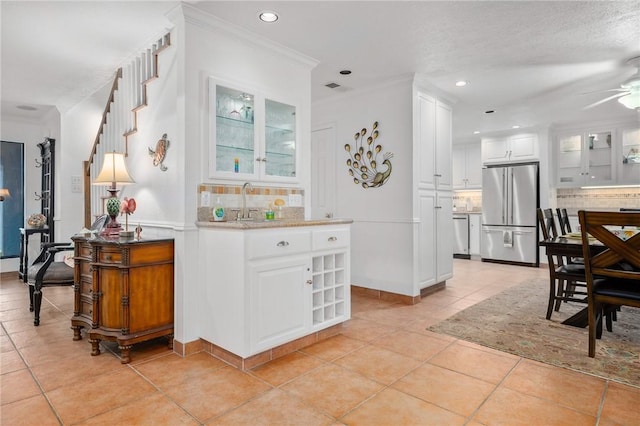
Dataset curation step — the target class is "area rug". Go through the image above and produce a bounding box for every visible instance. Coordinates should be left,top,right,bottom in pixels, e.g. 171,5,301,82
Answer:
428,278,640,387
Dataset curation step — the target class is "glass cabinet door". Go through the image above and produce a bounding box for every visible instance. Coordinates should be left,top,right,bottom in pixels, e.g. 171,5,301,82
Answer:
584,131,613,185
214,85,255,175
557,134,583,185
264,99,296,178
557,131,614,187
620,127,640,184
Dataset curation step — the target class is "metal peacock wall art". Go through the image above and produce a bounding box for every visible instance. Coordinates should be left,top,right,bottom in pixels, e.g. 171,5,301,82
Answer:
344,121,394,188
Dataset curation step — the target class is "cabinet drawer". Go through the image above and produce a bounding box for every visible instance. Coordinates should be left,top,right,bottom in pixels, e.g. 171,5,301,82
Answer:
247,231,311,259
312,228,349,251
80,300,93,318
77,243,92,258
79,261,92,278
80,279,93,297
98,247,122,264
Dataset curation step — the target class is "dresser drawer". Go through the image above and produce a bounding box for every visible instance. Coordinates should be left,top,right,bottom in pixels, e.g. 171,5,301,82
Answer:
80,279,93,297
79,261,92,278
80,299,93,318
312,227,349,251
247,230,311,260
77,242,92,259
97,247,122,264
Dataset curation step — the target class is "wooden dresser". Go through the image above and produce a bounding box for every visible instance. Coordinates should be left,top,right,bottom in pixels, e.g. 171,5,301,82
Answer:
70,235,174,363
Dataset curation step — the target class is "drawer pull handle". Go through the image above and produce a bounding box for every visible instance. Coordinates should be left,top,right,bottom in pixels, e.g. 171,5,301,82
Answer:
277,241,289,247
105,255,112,261
306,280,313,285
328,236,338,242
88,267,93,272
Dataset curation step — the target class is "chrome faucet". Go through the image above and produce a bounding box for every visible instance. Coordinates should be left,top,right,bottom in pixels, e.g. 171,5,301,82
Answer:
240,182,253,220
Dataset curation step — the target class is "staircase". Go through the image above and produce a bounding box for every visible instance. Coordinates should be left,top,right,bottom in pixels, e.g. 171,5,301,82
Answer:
83,33,170,227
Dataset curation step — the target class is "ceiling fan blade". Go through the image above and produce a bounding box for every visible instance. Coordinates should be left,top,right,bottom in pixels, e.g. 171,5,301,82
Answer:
580,88,628,95
583,91,629,109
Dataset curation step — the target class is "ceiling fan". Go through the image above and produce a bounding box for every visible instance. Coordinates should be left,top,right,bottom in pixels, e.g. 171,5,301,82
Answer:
584,56,640,110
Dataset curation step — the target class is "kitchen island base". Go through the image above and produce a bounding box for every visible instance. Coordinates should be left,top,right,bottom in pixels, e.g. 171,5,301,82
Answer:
202,322,343,371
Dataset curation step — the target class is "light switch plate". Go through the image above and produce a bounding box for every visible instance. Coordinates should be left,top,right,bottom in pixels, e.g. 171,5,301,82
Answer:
200,191,211,207
288,194,302,207
71,175,82,193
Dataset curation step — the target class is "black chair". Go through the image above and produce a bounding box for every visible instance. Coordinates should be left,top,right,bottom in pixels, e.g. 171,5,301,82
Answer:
579,210,640,358
26,242,74,326
537,208,587,319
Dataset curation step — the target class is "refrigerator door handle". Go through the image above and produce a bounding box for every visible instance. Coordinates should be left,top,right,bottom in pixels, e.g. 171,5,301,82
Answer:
511,169,515,224
502,169,507,224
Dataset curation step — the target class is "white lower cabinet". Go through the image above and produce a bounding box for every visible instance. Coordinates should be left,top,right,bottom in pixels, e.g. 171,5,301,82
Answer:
418,191,453,289
200,224,350,358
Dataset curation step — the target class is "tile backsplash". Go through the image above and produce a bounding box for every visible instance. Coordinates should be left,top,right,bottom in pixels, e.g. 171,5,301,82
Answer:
197,184,304,222
453,191,482,212
557,187,640,215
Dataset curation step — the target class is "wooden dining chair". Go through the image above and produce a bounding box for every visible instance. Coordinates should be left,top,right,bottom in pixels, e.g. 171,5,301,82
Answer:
537,208,587,319
578,210,640,357
556,208,572,234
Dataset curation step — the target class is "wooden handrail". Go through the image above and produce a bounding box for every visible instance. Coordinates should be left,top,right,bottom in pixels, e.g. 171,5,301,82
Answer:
85,68,122,177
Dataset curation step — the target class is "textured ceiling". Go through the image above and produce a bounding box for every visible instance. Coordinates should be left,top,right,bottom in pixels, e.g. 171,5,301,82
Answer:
2,1,639,140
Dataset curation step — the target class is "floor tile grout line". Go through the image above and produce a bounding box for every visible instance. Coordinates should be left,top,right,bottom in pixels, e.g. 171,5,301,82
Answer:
1,320,65,425
594,381,609,426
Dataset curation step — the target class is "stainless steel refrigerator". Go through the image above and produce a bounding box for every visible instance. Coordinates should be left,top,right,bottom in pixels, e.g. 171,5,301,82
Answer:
481,163,539,266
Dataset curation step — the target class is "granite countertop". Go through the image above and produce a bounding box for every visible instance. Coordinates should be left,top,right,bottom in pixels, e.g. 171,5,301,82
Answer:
197,218,353,230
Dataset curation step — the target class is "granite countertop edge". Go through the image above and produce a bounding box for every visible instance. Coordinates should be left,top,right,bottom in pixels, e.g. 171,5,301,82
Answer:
197,218,353,230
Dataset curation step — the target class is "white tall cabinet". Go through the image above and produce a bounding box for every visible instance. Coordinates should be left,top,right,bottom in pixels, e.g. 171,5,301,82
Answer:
415,90,453,290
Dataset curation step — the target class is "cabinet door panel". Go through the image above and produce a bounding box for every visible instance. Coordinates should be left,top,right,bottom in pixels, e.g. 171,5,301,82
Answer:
97,268,122,330
265,98,296,178
435,101,452,190
465,144,482,188
212,84,256,177
250,256,310,353
418,95,436,187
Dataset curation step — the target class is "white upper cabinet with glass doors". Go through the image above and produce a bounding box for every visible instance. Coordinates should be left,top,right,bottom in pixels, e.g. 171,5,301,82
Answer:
209,78,298,182
556,130,615,187
619,127,640,185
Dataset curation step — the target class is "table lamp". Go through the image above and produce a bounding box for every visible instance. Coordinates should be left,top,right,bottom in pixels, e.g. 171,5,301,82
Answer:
93,151,135,236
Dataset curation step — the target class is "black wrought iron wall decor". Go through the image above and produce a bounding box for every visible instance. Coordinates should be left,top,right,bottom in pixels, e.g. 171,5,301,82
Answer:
344,121,393,188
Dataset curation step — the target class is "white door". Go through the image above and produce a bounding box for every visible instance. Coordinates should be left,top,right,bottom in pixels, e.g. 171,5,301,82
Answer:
311,125,336,219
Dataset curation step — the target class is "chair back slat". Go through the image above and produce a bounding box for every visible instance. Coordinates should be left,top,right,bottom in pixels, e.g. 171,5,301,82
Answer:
537,208,559,240
579,211,640,279
556,208,572,234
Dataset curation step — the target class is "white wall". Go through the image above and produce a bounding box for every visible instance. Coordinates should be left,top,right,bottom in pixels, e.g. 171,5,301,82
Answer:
1,109,60,272
313,78,416,295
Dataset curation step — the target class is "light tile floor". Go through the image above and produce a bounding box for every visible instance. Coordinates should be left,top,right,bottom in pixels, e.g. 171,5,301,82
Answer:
2,260,639,425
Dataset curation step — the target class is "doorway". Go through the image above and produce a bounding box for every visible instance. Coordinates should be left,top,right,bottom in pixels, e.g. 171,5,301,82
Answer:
1,140,24,259
310,125,336,220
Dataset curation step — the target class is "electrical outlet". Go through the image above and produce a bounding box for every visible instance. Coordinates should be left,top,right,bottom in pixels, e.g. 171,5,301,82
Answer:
288,193,302,207
200,191,211,207
71,175,82,193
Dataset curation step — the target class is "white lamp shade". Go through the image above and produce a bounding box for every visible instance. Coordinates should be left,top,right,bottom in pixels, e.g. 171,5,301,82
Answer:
93,152,135,185
618,90,640,110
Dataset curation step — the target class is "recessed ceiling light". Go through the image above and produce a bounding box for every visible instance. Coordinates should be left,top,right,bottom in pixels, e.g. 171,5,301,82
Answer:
473,131,480,134
17,105,37,111
259,11,278,23
455,80,468,87
512,125,521,129
339,70,352,75
485,110,495,114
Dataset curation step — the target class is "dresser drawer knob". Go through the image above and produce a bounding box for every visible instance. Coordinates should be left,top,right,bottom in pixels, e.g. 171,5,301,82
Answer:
105,255,112,261
277,241,290,247
328,236,338,242
306,280,313,285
